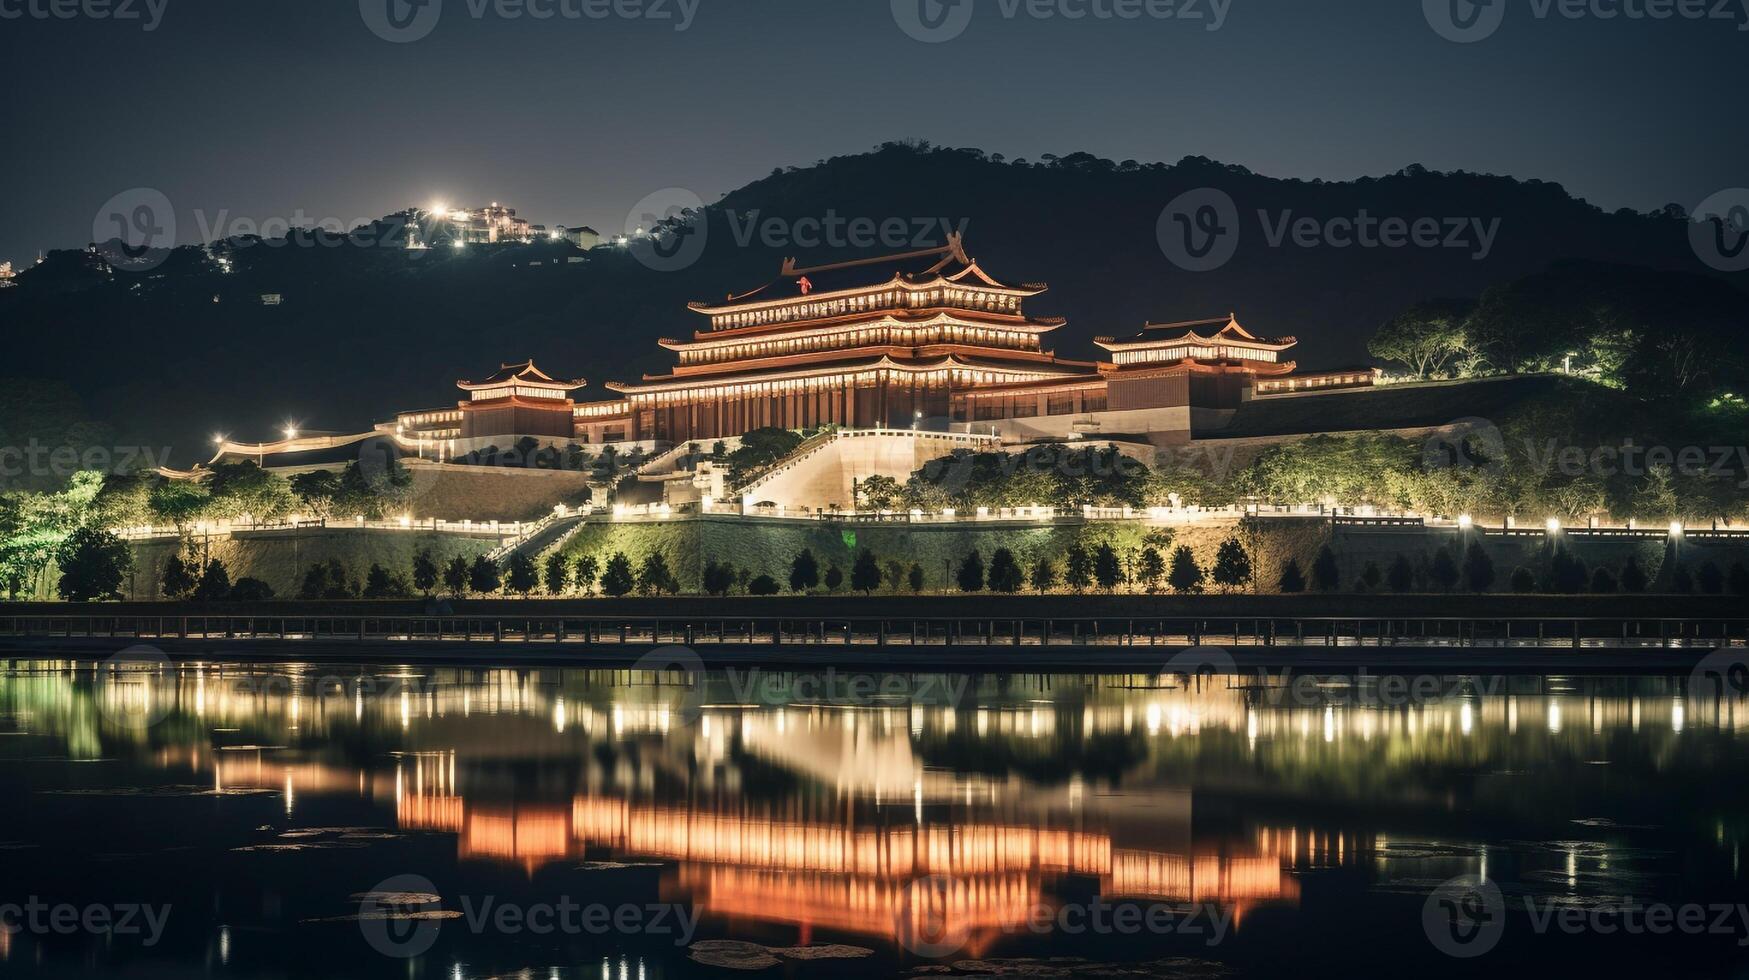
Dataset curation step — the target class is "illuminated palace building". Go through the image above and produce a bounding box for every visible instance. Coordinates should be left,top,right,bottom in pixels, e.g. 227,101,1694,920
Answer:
390,234,1374,455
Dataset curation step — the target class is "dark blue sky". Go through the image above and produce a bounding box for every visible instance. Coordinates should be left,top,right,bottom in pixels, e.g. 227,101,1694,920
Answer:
1,0,1744,266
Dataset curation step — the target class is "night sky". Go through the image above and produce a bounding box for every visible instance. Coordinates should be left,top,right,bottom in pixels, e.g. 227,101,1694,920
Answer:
1,0,1745,267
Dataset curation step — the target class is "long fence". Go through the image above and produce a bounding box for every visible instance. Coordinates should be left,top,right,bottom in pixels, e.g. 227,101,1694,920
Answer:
3,612,1745,652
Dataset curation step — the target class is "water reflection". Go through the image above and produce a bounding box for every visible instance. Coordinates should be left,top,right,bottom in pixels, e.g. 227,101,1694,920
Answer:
2,660,1747,978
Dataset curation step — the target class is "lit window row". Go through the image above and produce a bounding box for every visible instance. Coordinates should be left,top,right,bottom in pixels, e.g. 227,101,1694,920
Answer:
709,286,1022,331
1112,345,1278,366
679,323,1039,365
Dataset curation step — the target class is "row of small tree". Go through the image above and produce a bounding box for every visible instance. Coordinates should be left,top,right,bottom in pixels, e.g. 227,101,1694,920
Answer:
1275,543,1749,595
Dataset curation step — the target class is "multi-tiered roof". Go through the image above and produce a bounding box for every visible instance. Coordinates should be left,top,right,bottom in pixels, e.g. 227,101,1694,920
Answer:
457,359,587,398
1095,315,1298,375
609,233,1096,395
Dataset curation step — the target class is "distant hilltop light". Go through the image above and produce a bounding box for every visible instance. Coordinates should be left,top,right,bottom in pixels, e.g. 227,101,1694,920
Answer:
407,201,598,250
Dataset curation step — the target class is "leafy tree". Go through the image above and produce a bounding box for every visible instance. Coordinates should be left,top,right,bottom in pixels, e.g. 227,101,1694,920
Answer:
1367,299,1473,379
600,553,635,597
1064,546,1093,593
1211,538,1253,593
1672,563,1695,594
908,562,925,593
1462,542,1495,592
201,461,296,521
193,559,232,601
1092,544,1123,592
824,564,844,591
884,559,905,592
1590,567,1618,593
987,548,1023,593
1620,556,1648,593
748,574,781,596
789,549,820,593
1430,547,1461,591
231,577,275,601
574,554,600,595
299,562,327,600
1508,566,1537,592
1697,560,1725,595
148,479,210,529
505,553,539,596
638,552,678,595
468,554,501,595
957,551,985,593
364,563,412,599
1729,562,1749,597
1135,547,1165,592
289,470,342,517
1312,546,1341,592
1545,548,1589,593
1167,546,1204,594
1356,561,1383,592
1387,555,1415,592
851,550,882,594
55,526,132,601
1030,557,1058,593
412,549,439,596
702,559,735,596
543,552,570,595
726,427,805,483
856,475,902,511
162,553,196,599
1278,559,1306,594
443,556,469,598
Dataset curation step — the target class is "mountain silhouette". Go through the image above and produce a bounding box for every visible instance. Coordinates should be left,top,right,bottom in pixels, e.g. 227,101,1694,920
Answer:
2,142,1738,466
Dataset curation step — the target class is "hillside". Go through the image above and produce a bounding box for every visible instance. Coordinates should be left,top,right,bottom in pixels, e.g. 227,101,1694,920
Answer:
2,143,1741,467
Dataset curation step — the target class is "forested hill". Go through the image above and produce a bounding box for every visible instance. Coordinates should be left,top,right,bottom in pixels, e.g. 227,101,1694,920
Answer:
2,142,1741,466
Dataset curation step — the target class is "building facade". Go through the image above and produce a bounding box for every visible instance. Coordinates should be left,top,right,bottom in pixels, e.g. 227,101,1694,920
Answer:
390,236,1377,452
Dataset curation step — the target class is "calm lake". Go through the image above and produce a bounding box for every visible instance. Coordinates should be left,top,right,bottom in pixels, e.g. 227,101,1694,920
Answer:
2,657,1747,978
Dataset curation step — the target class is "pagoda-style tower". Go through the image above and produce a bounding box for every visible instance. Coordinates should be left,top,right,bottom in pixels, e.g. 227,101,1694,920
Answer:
1094,315,1297,413
456,359,587,445
606,234,1097,442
